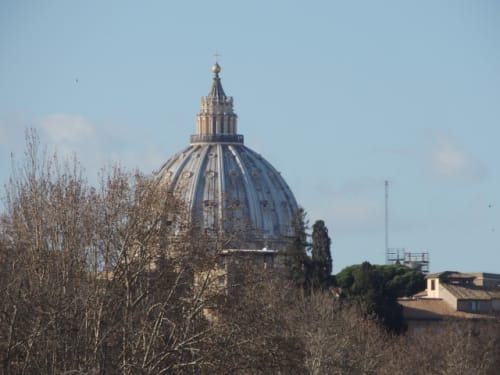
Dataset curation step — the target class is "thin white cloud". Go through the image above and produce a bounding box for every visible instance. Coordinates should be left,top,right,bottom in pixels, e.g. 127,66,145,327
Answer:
0,119,12,146
40,113,95,145
0,112,166,190
304,176,418,239
0,114,31,147
327,196,383,235
36,113,165,179
426,134,486,182
305,181,385,236
337,177,383,195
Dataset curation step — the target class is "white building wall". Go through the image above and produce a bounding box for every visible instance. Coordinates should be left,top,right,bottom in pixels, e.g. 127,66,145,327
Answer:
427,277,440,298
438,285,458,310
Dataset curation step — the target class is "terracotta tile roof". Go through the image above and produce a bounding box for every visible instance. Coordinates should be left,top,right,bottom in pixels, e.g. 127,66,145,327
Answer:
413,290,428,298
426,271,475,280
443,283,500,300
426,271,500,282
399,298,492,320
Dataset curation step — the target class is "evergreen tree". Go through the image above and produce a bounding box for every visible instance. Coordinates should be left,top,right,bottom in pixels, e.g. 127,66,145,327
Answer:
336,262,425,333
311,220,333,289
285,208,310,289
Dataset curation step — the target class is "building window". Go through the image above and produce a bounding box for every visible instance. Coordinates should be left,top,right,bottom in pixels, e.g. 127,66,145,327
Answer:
431,279,435,291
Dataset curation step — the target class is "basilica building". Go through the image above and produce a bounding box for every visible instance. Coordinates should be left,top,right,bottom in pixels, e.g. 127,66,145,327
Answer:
155,63,299,256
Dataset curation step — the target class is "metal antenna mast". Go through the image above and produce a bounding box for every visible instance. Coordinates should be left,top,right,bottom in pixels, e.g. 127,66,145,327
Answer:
385,180,389,255
384,180,430,271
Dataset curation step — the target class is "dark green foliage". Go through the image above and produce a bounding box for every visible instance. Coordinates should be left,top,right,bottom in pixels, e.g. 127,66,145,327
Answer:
310,220,333,289
285,208,310,289
337,262,425,298
381,264,426,298
336,262,425,333
286,212,335,292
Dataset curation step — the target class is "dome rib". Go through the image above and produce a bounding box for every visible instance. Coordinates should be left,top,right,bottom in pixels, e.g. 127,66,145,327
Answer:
216,144,225,233
230,146,262,232
188,146,209,227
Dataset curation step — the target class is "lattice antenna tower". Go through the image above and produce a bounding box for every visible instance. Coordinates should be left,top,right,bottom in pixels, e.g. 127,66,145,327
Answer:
384,180,430,272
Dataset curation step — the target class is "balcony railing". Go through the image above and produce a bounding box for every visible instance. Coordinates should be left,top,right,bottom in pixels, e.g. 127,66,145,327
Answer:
190,134,244,144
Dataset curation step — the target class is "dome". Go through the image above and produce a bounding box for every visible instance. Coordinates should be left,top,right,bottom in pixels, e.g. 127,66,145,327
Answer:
155,64,298,251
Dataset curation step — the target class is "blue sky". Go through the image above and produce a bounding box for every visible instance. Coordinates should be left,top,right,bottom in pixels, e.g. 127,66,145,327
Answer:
1,1,499,273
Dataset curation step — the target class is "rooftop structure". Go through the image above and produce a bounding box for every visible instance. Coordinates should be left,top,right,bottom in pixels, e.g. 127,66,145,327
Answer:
400,271,500,331
386,249,430,273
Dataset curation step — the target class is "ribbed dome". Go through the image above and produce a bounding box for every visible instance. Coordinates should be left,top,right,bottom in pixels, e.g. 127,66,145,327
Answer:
155,63,298,250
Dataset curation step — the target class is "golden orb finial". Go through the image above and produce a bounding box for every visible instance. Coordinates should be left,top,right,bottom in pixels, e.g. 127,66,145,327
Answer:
212,62,221,74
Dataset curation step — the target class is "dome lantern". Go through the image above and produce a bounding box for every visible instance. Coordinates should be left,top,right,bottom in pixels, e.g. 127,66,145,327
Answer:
192,62,243,144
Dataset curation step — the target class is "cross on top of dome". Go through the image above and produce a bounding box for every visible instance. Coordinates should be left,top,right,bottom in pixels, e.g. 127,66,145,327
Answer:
212,51,221,74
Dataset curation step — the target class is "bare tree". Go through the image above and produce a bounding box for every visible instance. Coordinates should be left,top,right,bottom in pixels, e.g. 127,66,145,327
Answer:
3,130,500,375
0,130,226,374
383,319,500,375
